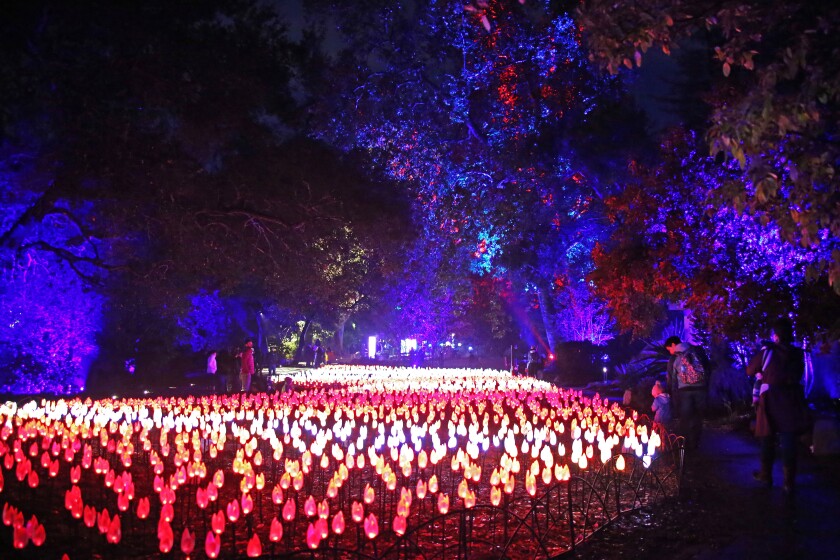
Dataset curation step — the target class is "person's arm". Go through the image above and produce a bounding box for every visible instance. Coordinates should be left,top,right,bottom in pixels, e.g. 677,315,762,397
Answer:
745,348,764,378
785,347,806,385
697,346,713,376
666,356,676,393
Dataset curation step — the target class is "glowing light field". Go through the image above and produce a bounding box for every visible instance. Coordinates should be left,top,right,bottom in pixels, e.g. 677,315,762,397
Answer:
0,366,681,558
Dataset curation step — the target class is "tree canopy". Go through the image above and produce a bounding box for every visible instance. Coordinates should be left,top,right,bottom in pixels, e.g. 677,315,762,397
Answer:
579,0,840,288
0,0,837,393
0,1,411,391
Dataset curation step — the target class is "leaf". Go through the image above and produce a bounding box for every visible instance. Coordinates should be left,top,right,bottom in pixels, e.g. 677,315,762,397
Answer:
755,181,766,204
731,145,746,169
722,62,731,77
634,51,642,67
480,15,491,32
777,114,792,133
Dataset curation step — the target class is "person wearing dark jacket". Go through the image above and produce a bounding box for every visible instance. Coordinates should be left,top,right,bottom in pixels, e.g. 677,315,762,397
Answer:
747,317,808,493
665,336,711,450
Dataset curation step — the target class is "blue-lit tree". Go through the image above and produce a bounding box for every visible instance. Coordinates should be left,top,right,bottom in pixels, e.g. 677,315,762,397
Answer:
579,0,840,290
0,255,103,394
308,0,634,351
0,142,107,393
591,131,839,343
0,1,413,393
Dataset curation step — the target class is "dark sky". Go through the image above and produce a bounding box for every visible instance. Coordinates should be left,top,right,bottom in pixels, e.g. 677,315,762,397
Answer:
629,49,683,133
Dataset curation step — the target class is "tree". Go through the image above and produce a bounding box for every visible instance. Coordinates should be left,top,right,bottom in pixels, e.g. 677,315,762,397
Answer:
0,1,413,388
0,254,103,393
590,130,839,342
308,0,633,348
578,0,840,289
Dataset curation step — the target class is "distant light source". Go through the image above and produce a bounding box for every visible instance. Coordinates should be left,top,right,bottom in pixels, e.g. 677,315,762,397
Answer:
400,338,417,354
368,336,377,359
548,353,555,361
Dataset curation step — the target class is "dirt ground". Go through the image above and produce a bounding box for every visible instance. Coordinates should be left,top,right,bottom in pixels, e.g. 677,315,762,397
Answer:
569,421,840,559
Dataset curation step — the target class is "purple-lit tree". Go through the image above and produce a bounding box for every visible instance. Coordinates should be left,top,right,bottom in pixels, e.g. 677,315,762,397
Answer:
0,1,413,391
0,255,103,394
591,131,839,343
308,0,632,350
579,0,840,290
0,141,107,393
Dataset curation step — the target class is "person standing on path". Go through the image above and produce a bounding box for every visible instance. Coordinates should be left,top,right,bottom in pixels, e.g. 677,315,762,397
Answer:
313,340,325,368
651,380,673,433
238,340,255,393
746,317,808,493
206,351,221,393
526,346,542,379
218,348,235,393
665,335,711,450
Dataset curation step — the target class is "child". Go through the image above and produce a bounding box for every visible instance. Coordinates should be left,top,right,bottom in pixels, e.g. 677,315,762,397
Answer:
281,376,294,393
651,380,673,431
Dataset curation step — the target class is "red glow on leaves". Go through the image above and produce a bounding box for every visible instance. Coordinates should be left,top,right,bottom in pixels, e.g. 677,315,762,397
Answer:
497,67,519,108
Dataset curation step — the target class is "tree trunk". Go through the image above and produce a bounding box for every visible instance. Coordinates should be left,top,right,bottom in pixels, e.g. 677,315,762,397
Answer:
537,285,558,354
293,316,312,364
334,315,347,356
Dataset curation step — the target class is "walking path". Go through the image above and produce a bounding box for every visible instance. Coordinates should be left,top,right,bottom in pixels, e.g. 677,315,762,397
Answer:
573,422,840,559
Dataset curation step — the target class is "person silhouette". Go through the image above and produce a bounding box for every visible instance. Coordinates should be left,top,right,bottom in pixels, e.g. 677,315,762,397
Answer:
237,340,255,392
747,317,808,492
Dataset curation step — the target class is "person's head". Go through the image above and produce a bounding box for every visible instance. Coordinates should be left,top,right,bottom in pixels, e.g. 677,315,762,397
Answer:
245,340,253,348
651,380,664,397
771,317,794,344
664,336,682,355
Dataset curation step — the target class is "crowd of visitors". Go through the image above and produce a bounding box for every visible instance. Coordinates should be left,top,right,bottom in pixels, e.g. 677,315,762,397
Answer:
204,316,811,496
203,338,330,394
653,315,809,494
